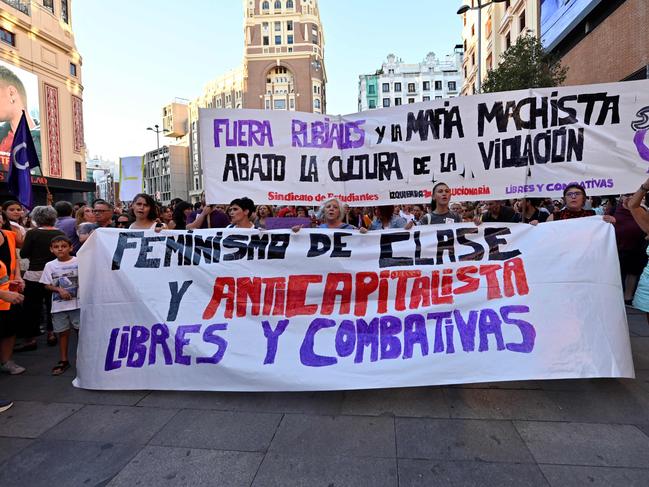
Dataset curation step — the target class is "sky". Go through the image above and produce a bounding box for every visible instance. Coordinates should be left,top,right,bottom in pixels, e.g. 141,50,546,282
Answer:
74,0,463,162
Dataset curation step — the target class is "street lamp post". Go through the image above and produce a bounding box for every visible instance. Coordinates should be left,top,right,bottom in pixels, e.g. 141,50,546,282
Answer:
146,124,169,200
457,0,507,94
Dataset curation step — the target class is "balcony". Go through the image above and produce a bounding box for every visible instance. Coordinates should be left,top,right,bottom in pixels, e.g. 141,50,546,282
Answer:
2,0,30,15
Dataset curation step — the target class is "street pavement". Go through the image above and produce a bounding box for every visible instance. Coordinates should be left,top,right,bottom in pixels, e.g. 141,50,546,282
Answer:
1,309,649,486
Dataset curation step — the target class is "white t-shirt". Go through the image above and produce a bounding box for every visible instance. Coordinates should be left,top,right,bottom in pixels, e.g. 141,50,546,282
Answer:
39,257,79,313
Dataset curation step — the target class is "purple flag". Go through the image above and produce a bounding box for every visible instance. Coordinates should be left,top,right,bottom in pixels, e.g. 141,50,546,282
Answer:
8,111,40,209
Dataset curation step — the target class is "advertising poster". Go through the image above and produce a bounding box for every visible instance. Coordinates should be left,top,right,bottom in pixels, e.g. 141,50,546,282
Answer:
0,59,41,170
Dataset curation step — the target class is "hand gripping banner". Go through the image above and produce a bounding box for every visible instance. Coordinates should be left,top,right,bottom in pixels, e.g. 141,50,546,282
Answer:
74,218,633,391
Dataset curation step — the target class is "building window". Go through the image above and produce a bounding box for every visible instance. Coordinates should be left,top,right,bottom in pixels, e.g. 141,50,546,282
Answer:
289,98,295,110
408,98,415,104
383,98,390,108
275,35,281,45
394,98,402,106
262,1,269,9
314,99,321,110
262,22,269,31
423,81,430,91
382,83,390,93
274,99,286,109
275,21,281,31
486,53,493,70
388,69,394,74
274,0,282,8
394,82,401,92
423,96,430,101
0,28,15,47
435,96,442,99
287,20,293,31
43,0,54,14
368,85,376,95
408,83,415,93
69,62,77,77
287,35,293,44
263,36,269,45
61,0,69,23
312,28,318,45
287,0,294,7
369,100,376,109
519,10,526,31
448,81,456,91
75,161,82,180
505,32,511,49
434,80,442,90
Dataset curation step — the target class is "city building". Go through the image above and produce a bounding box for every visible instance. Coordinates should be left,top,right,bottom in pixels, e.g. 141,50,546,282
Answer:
541,0,648,85
460,0,540,95
179,0,327,202
358,50,464,112
86,155,116,204
143,144,190,206
0,0,93,203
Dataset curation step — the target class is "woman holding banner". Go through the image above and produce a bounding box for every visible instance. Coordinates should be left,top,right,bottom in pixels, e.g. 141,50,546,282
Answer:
318,198,364,231
129,194,165,230
627,179,649,321
419,182,462,225
547,184,615,223
226,197,257,229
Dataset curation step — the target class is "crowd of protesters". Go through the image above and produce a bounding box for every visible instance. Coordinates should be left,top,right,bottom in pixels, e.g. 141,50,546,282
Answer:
1,180,649,413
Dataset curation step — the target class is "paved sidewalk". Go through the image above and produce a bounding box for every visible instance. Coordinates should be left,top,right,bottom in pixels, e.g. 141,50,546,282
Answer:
1,309,649,486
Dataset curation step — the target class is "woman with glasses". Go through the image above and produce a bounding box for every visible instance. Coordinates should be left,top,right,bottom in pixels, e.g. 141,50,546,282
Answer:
547,184,615,223
115,215,132,228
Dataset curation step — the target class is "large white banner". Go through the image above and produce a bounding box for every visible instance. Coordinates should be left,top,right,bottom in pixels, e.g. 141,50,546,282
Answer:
74,218,633,391
118,156,144,202
200,79,649,205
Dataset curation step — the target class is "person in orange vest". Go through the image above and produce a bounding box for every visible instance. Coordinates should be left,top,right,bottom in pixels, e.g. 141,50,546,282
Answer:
0,211,25,376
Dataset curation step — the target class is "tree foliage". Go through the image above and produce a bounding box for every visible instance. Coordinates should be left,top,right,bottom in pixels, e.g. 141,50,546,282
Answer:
481,35,568,93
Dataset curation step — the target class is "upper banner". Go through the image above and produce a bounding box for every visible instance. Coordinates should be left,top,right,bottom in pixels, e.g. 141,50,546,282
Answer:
200,80,649,205
74,218,633,392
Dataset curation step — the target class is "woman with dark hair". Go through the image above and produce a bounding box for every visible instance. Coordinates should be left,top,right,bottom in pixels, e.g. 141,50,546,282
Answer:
160,205,173,228
547,184,615,223
370,205,411,230
129,193,163,230
172,201,193,230
2,200,25,247
227,197,257,229
419,182,462,225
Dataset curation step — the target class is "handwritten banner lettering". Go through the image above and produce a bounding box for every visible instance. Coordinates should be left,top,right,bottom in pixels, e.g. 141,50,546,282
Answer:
199,80,649,205
74,218,633,391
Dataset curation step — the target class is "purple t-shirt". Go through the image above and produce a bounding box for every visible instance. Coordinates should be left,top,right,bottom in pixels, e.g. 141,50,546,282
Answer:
55,216,80,253
186,209,230,229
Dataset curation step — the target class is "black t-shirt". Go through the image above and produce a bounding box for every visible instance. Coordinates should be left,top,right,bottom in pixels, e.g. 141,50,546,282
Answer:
21,228,65,271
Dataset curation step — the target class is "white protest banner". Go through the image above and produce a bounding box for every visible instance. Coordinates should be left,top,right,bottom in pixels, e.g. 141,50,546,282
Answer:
118,156,144,202
74,217,633,391
200,79,649,205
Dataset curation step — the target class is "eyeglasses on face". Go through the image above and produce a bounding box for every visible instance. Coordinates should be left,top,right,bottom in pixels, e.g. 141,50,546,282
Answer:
565,192,584,198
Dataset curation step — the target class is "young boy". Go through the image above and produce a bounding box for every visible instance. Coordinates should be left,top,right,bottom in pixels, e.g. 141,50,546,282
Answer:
39,236,79,375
